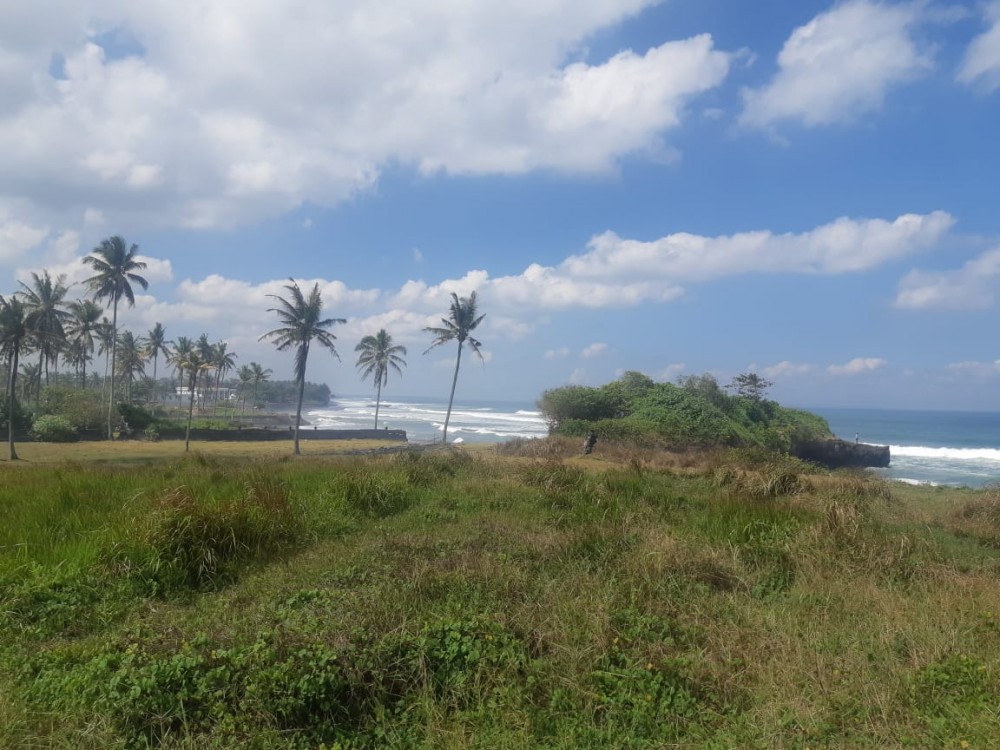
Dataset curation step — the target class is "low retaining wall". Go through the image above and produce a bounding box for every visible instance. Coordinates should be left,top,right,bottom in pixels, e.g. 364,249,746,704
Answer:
69,428,408,443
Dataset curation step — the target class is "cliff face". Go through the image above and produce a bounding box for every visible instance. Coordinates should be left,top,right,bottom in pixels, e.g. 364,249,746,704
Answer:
791,438,890,469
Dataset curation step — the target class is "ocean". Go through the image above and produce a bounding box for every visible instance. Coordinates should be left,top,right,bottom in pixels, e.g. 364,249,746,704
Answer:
306,395,549,443
307,397,1000,488
812,407,1000,488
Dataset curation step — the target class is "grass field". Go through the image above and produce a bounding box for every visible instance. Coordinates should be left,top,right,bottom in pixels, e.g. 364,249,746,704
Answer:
1,439,998,748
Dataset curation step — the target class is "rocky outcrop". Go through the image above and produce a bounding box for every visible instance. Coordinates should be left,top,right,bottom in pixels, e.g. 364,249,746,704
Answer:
791,438,890,469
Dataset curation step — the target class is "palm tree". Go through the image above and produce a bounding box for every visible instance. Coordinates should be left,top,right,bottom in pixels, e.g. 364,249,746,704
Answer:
355,329,407,430
145,322,169,385
18,362,41,404
116,331,146,403
249,362,272,413
423,291,486,444
82,236,149,439
173,343,212,452
211,341,237,414
17,271,71,386
168,336,195,405
260,280,344,455
66,299,103,388
236,365,254,415
0,295,29,460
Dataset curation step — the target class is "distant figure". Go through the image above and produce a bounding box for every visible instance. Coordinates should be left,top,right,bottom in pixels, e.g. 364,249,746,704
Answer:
855,432,860,444
583,431,598,455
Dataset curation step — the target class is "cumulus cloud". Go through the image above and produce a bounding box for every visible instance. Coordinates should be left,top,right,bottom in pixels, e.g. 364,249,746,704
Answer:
581,342,608,358
0,1,730,236
947,360,1000,377
827,357,887,376
741,0,932,128
958,2,1000,91
566,211,953,280
895,246,1000,310
763,361,814,378
544,347,571,360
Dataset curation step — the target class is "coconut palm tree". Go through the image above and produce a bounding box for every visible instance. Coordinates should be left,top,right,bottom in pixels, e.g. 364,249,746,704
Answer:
0,295,29,460
260,280,344,455
236,365,254,415
66,299,103,388
423,291,486,444
145,322,169,385
173,343,212,452
18,362,41,404
249,362,271,413
355,329,407,430
116,330,146,403
210,340,237,414
168,336,194,405
82,236,149,439
17,271,71,386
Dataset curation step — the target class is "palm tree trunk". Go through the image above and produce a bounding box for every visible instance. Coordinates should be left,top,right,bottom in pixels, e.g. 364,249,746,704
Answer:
442,341,463,444
8,347,19,460
293,374,306,456
374,379,382,429
185,371,196,452
108,301,118,440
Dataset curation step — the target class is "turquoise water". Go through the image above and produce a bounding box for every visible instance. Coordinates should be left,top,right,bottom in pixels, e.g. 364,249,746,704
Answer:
812,407,1000,488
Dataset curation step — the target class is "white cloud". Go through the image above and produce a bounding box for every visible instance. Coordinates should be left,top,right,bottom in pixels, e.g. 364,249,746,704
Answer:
947,360,1000,377
545,347,571,360
763,360,813,378
828,357,887,376
0,1,730,234
895,246,1000,310
958,2,1000,91
412,247,424,263
581,342,608,358
741,0,932,128
658,362,686,380
0,216,48,263
568,367,588,384
566,211,953,279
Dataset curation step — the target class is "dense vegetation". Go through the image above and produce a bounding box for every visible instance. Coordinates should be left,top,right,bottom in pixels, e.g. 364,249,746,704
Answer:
538,371,832,451
1,442,998,748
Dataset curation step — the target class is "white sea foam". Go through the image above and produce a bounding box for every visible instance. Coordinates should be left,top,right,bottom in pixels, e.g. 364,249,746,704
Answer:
307,396,549,442
890,445,1000,462
893,477,941,487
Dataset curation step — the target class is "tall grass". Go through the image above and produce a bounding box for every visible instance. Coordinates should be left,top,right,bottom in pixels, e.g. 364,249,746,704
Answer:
2,442,1000,748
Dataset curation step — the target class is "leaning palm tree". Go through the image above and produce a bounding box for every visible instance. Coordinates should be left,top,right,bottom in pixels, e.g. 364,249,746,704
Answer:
260,280,345,455
355,329,407,430
423,291,486,444
144,322,169,385
66,299,103,388
82,236,149,439
174,344,212,452
17,270,71,386
18,362,41,405
0,295,29,460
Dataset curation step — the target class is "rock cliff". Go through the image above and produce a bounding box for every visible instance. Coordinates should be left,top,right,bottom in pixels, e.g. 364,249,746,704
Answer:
791,438,890,470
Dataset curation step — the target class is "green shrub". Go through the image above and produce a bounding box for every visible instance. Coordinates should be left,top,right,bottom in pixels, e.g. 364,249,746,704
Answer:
30,415,78,442
36,386,104,430
335,468,413,518
116,403,155,430
143,424,160,442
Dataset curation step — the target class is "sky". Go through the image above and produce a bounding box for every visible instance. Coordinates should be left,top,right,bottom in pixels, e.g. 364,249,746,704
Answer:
1,0,1000,410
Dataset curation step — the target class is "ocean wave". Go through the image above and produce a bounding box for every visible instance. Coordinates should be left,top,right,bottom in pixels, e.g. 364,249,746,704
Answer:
893,477,941,487
890,445,1000,462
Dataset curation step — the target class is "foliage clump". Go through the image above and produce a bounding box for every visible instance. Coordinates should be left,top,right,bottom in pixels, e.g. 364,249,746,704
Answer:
30,414,78,443
538,370,831,451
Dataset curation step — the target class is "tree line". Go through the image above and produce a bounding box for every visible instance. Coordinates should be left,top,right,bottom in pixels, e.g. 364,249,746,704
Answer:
1,236,487,459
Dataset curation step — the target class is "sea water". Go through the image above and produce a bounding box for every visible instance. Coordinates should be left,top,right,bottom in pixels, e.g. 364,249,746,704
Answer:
814,407,1000,488
306,395,549,443
308,397,1000,488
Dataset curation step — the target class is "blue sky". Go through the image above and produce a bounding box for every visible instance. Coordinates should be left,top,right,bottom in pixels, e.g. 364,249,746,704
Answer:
2,0,999,409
